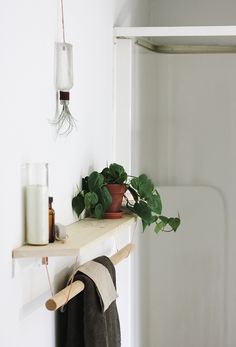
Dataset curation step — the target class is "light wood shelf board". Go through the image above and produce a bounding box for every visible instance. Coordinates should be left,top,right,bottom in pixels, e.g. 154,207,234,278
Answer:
13,215,137,259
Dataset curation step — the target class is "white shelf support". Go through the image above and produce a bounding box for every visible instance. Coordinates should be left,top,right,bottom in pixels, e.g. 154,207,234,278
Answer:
113,38,133,172
114,26,236,38
114,26,236,54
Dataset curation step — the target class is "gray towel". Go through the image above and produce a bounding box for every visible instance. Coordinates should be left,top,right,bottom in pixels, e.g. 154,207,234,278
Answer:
57,256,121,347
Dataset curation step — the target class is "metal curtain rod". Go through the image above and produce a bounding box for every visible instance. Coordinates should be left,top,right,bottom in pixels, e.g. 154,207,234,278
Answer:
136,39,236,54
45,243,135,311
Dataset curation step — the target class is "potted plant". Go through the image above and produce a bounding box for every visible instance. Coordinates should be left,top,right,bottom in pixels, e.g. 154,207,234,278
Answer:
72,163,180,233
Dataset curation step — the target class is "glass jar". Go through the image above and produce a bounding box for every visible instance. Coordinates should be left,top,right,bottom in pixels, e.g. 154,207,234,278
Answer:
55,42,73,91
25,163,49,245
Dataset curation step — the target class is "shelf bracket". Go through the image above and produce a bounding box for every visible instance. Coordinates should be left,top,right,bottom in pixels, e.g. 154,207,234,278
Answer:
136,38,236,54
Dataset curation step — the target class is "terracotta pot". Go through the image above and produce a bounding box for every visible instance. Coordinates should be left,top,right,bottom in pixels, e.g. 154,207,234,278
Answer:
104,184,126,219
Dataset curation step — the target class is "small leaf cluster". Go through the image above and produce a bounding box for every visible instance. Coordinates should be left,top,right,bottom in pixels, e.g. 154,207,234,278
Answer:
72,163,181,233
125,173,180,233
101,163,128,184
72,171,112,219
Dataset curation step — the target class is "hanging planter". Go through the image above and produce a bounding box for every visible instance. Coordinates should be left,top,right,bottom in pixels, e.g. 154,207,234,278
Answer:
52,0,76,136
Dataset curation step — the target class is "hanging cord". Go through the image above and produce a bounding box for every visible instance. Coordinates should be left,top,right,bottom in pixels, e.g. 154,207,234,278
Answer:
60,255,79,312
60,0,66,43
44,255,79,311
43,259,54,297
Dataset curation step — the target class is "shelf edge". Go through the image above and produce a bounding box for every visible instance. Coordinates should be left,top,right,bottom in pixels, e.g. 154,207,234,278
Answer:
12,215,138,259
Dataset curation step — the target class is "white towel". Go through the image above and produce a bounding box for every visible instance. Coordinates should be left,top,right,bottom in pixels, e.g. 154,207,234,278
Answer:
78,260,118,312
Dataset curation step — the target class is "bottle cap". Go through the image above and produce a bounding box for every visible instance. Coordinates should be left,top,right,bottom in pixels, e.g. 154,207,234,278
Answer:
49,196,53,203
60,91,70,101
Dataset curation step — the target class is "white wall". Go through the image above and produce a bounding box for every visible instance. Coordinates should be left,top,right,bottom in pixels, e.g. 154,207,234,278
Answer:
114,0,150,26
149,0,236,26
0,1,149,346
133,46,236,347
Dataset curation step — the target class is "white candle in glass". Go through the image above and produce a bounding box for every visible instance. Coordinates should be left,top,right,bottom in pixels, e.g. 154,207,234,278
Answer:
25,163,49,245
26,185,48,245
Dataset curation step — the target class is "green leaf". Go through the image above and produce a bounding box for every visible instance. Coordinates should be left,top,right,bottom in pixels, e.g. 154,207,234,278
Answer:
127,186,139,202
101,167,111,180
109,163,127,183
72,193,85,217
97,186,112,211
125,203,135,213
84,192,91,208
154,190,162,213
151,215,159,223
142,220,148,231
155,221,166,234
84,192,98,208
139,175,154,198
168,217,181,231
109,163,125,176
159,216,169,224
94,203,104,219
88,171,104,191
135,174,154,199
82,176,89,191
134,201,152,224
101,163,127,184
130,177,139,190
147,194,162,214
90,192,98,204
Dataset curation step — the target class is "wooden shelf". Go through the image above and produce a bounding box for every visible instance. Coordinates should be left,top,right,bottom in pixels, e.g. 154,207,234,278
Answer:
12,215,137,259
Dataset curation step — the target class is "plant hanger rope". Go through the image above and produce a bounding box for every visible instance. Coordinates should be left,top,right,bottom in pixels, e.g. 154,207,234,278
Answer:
51,0,76,136
44,259,54,297
60,0,66,43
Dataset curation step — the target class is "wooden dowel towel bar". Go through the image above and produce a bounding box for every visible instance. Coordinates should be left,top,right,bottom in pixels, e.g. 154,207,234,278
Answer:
45,243,135,311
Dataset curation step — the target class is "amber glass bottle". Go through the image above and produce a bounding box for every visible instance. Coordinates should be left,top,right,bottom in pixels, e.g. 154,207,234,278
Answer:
48,197,55,243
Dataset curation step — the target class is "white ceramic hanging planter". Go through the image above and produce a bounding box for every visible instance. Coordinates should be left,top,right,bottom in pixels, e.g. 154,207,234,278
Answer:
52,0,76,136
